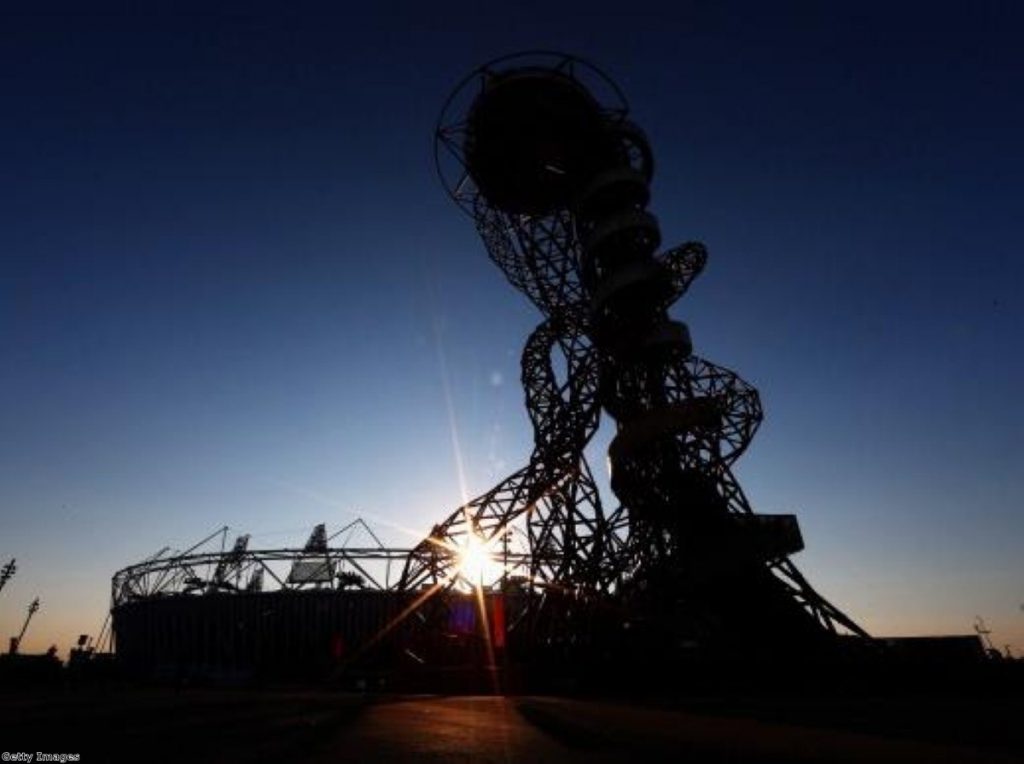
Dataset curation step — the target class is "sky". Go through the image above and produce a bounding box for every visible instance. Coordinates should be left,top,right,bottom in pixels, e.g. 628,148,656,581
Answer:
1,1,1022,657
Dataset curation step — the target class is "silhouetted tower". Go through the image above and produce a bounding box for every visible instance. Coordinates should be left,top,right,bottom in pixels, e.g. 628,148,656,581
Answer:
407,53,865,657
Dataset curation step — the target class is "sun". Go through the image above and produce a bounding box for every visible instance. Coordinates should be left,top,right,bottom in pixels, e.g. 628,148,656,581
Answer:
455,532,504,587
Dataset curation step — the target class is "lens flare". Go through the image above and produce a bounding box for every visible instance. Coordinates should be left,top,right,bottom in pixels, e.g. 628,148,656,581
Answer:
456,532,503,586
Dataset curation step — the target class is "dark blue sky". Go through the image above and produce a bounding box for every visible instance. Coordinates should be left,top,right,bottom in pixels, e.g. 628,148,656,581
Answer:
2,1,1022,654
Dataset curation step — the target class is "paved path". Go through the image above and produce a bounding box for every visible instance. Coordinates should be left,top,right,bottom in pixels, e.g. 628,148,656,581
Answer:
316,695,1022,763
5,690,1022,762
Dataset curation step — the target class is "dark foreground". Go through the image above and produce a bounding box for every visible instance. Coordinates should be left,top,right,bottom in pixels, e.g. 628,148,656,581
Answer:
3,688,1023,763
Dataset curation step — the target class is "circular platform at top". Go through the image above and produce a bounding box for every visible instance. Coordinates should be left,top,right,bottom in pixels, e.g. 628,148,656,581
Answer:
435,53,630,217
464,69,618,215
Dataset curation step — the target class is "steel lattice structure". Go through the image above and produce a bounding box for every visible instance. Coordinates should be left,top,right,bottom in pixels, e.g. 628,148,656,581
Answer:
112,522,429,606
400,52,867,651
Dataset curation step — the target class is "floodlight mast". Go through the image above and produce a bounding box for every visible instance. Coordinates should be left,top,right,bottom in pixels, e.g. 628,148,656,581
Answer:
0,559,15,593
403,53,866,655
12,597,40,654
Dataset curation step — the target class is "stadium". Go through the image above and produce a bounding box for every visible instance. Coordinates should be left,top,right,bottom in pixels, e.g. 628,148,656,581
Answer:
110,520,556,687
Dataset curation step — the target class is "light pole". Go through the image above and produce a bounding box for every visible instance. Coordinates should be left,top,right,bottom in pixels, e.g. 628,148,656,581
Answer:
0,559,15,593
11,597,40,654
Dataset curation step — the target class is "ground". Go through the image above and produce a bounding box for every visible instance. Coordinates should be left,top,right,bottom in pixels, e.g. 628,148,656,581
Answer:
3,688,1022,762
